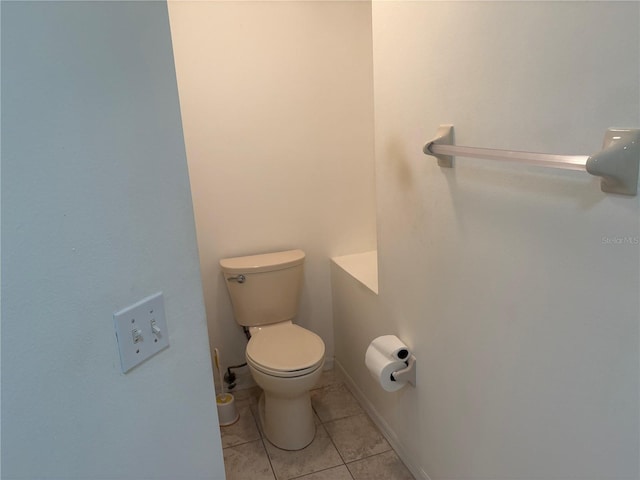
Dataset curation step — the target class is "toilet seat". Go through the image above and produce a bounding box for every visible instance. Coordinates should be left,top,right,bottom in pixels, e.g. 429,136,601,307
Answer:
246,323,325,378
247,355,323,378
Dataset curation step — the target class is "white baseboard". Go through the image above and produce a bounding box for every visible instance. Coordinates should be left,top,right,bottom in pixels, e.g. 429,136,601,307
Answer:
334,360,431,480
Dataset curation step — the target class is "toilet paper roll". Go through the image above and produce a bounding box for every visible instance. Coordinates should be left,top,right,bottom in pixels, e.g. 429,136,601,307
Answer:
365,344,407,392
371,335,410,361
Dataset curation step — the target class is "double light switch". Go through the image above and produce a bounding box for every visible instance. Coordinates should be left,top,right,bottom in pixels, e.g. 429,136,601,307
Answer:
113,292,170,373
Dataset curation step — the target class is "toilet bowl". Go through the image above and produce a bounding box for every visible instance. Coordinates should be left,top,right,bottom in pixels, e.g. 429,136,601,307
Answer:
219,250,326,450
247,323,324,449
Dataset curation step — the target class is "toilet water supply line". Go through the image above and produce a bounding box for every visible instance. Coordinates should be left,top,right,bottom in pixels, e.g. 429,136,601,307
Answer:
213,348,246,391
218,327,251,391
214,348,245,398
223,362,247,390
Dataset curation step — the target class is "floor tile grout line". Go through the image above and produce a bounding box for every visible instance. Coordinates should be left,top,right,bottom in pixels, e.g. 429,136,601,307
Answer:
288,463,354,480
319,388,395,467
344,448,402,466
220,396,263,449
247,392,278,480
321,420,350,471
222,438,259,449
277,422,352,480
224,376,408,480
262,423,345,480
344,462,356,479
259,435,278,480
314,381,392,474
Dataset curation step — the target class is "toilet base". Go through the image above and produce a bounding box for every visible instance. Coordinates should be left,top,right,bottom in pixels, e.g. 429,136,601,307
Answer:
258,390,316,450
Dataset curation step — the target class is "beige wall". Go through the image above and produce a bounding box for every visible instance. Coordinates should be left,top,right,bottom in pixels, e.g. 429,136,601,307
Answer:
168,1,377,378
335,2,639,480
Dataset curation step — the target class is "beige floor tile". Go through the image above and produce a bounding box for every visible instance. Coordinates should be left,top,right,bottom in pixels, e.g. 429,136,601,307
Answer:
248,391,265,436
220,399,261,448
293,464,353,480
324,413,391,462
347,450,414,480
232,385,261,403
311,383,363,422
312,368,344,390
222,372,412,480
264,425,343,480
223,439,275,480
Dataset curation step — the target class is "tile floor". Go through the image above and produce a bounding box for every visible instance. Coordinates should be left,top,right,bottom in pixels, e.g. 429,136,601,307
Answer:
221,370,415,480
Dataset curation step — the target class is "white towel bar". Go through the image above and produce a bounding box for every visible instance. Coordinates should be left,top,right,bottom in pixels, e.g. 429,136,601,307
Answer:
423,125,639,196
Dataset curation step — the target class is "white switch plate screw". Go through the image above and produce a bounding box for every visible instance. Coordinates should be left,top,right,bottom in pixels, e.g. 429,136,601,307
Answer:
114,292,169,373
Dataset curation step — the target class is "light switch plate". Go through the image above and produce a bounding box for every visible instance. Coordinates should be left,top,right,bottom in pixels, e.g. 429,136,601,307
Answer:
113,292,169,373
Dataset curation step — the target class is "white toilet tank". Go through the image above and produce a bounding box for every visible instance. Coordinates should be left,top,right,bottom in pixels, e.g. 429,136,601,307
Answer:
220,249,305,327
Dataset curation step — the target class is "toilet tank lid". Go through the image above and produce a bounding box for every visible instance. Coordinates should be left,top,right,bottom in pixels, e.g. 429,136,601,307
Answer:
220,249,305,274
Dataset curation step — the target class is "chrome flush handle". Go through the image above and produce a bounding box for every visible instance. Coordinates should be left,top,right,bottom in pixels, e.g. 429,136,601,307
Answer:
227,274,246,284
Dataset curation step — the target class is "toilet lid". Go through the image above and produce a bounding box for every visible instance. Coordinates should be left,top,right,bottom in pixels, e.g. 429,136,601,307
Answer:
246,324,325,373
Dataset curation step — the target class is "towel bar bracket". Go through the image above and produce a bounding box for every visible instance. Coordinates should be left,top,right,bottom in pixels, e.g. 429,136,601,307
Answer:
425,124,455,168
585,128,640,196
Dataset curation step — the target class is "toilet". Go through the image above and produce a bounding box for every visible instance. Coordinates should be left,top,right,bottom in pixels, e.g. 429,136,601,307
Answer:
220,249,325,450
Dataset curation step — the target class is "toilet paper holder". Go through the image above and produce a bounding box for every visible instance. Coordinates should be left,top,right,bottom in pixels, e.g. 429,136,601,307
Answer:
390,355,416,387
